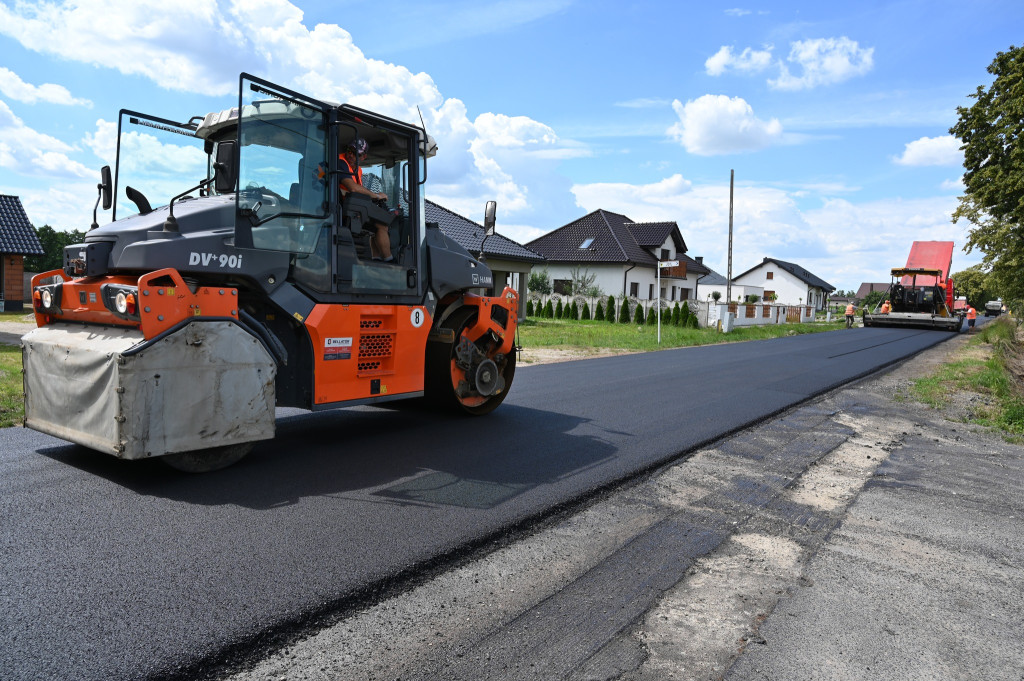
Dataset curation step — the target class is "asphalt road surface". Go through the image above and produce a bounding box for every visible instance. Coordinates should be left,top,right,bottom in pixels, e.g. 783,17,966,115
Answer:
0,325,964,681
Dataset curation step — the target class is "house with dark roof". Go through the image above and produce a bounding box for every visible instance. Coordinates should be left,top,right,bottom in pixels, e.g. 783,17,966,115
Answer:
525,209,709,301
695,263,765,303
0,195,44,311
425,199,545,317
733,257,835,310
854,282,889,301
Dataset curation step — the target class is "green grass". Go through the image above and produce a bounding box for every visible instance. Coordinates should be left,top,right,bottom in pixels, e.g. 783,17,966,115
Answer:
517,317,845,354
0,310,34,322
0,345,23,428
911,317,1024,437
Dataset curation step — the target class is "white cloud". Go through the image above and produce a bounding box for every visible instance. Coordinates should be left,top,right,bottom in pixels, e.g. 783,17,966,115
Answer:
725,8,751,17
0,1,247,97
0,100,94,179
668,95,783,155
940,178,964,192
0,0,585,227
705,46,773,76
0,67,92,107
894,135,962,167
769,37,874,91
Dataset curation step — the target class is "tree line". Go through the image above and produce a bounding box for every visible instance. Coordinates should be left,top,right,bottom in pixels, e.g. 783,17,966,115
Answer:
950,44,1024,314
25,225,86,273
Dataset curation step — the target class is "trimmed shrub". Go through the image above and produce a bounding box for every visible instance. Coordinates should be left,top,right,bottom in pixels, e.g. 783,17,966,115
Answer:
619,299,631,323
607,296,616,323
555,298,564,319
646,305,657,325
681,302,691,326
634,303,644,324
581,302,591,320
672,302,681,326
544,300,554,318
594,301,605,321
526,300,534,317
569,301,579,320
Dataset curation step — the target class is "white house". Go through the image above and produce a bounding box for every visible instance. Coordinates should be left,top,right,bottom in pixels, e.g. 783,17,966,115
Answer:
526,209,709,301
733,257,835,310
694,264,764,305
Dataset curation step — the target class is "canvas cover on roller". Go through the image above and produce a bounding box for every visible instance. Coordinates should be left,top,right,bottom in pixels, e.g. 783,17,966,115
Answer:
23,321,276,459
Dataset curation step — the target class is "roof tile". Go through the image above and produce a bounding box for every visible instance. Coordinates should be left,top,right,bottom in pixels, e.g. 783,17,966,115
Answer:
0,195,44,255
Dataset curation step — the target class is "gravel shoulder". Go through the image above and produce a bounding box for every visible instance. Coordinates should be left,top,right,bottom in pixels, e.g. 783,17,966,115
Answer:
219,331,1024,681
0,319,33,346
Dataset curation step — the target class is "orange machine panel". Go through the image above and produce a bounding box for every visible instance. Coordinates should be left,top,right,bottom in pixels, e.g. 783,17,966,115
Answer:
305,303,433,406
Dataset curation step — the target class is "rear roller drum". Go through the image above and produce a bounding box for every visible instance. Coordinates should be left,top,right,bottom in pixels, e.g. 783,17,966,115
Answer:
161,442,254,473
425,307,516,415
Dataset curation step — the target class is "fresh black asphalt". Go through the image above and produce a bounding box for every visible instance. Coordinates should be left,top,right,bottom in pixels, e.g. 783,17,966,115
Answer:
0,325,963,681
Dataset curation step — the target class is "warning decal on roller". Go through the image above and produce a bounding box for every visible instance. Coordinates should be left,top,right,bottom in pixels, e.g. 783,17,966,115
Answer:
324,337,353,361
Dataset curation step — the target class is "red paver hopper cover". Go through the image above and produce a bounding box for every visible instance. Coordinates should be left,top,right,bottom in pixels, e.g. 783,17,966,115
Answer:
902,241,954,287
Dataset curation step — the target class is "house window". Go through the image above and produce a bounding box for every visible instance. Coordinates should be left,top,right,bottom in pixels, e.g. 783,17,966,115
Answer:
579,238,595,249
766,271,773,280
648,284,654,299
764,290,775,302
671,285,677,300
553,279,571,295
680,288,692,300
630,282,639,297
660,248,670,260
660,287,666,299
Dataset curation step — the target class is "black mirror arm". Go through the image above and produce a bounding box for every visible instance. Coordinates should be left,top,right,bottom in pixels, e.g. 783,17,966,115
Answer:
163,177,215,233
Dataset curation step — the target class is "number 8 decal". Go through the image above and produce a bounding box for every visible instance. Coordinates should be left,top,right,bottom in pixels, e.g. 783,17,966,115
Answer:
410,308,425,328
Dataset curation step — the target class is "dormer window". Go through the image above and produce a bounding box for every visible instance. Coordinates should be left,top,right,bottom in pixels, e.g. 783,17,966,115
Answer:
579,238,595,249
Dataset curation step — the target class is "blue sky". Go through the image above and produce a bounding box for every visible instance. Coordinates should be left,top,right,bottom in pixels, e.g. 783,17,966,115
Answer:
0,0,1019,292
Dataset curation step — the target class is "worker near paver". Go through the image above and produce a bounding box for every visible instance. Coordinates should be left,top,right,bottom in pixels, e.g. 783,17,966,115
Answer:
845,302,856,329
880,300,891,314
966,305,977,332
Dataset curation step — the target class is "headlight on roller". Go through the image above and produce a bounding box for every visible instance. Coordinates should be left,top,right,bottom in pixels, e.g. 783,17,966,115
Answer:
33,283,62,315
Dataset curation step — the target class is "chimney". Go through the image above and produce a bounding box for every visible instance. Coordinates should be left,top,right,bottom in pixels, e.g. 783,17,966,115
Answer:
695,256,703,264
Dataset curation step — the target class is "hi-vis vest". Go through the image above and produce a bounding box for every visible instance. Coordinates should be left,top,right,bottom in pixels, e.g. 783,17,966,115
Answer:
339,155,362,192
845,304,855,315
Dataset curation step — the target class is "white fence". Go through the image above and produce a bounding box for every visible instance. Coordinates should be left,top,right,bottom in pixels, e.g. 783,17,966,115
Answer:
709,303,818,330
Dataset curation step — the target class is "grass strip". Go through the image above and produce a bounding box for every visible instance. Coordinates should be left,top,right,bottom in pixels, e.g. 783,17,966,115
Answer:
912,317,1024,438
517,317,845,354
0,345,23,428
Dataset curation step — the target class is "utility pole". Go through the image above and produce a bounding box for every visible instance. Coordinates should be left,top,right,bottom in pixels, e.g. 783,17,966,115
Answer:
726,169,734,305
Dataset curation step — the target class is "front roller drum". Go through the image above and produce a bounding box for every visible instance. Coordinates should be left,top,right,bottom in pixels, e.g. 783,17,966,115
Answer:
425,306,516,415
22,320,276,468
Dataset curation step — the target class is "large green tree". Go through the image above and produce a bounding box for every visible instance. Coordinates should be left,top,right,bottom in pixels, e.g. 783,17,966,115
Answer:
951,264,996,309
25,225,86,272
950,45,1024,302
